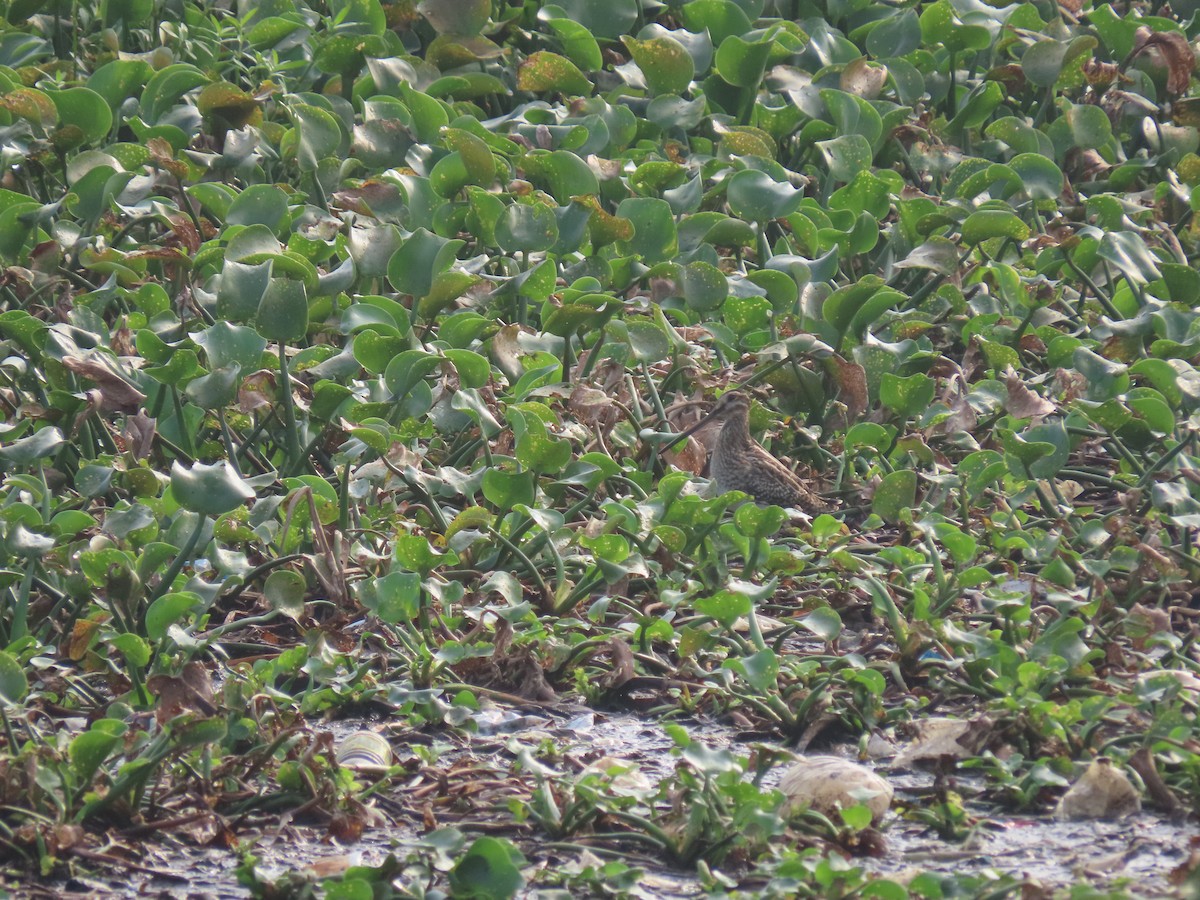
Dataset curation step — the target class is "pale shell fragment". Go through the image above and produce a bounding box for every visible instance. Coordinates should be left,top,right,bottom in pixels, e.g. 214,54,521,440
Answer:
779,755,893,823
336,730,393,772
893,716,992,767
1055,758,1141,820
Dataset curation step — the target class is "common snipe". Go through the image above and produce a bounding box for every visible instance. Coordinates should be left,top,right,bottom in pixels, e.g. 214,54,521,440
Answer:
670,391,830,512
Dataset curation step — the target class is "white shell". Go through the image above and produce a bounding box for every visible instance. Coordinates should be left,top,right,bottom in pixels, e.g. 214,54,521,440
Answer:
1055,758,1141,820
894,716,991,766
336,730,393,772
779,755,893,823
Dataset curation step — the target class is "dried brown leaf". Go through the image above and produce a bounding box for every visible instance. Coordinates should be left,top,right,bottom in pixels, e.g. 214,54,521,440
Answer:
826,355,868,422
62,355,146,413
841,58,888,99
124,411,156,460
1132,28,1195,95
1003,367,1056,419
664,435,707,476
238,370,276,413
568,383,617,427
146,661,217,725
931,374,976,435
602,638,636,691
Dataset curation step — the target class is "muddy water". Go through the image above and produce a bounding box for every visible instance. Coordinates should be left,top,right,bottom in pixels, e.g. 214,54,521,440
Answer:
27,710,1194,898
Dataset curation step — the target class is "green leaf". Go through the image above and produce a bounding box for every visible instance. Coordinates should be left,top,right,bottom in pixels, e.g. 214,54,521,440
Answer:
48,87,112,148
680,0,751,46
802,607,843,641
1063,103,1112,150
695,589,751,627
108,632,151,667
1098,230,1162,285
880,372,935,418
395,532,455,575
517,51,592,95
102,0,152,26
448,837,526,900
961,210,1030,244
549,0,637,40
872,469,917,523
542,17,603,71
70,721,124,782
521,149,600,200
616,197,678,263
483,470,536,509
726,169,803,221
495,203,559,253
0,427,65,465
193,321,267,375
734,503,786,539
895,237,959,275
511,408,572,474
359,572,422,623
388,228,464,297
866,9,921,57
624,319,672,363
141,63,208,124
384,350,442,400
257,277,309,343
680,261,729,311
1010,153,1063,201
198,81,259,131
264,569,306,620
228,184,290,233
443,128,496,183
622,35,694,96
0,651,28,703
351,330,406,375
171,460,256,516
714,33,772,88
290,103,343,171
817,134,873,182
727,647,779,691
145,592,203,641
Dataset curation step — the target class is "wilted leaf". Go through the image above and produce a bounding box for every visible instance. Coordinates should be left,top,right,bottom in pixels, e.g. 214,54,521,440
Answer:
1003,367,1056,419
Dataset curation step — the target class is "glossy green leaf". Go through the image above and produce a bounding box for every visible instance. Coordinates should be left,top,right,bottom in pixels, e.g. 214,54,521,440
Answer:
817,134,873,182
726,169,803,221
495,203,559,253
388,228,464,297
549,0,637,40
872,469,917,523
0,651,28,703
714,33,772,88
448,837,526,900
257,277,309,343
171,461,256,516
623,35,694,96
517,51,592,95
264,570,306,620
961,210,1030,244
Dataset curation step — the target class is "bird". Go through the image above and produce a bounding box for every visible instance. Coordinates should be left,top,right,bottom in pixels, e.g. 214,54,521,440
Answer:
666,390,831,512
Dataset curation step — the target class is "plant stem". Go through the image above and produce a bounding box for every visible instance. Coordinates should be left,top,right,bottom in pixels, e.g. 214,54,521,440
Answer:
277,343,303,472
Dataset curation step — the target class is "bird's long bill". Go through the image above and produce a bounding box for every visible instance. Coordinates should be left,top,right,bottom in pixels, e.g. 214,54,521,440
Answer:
660,407,720,452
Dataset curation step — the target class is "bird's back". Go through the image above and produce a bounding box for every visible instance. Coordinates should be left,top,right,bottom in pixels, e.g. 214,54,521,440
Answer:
712,426,823,510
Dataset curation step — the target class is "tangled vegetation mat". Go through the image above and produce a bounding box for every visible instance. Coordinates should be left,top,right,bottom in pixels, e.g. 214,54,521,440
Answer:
1,0,1199,896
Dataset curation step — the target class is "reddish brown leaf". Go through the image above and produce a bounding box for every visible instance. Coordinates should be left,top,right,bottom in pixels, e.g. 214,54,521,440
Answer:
62,355,146,413
1003,367,1055,419
826,355,869,422
1131,27,1195,95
